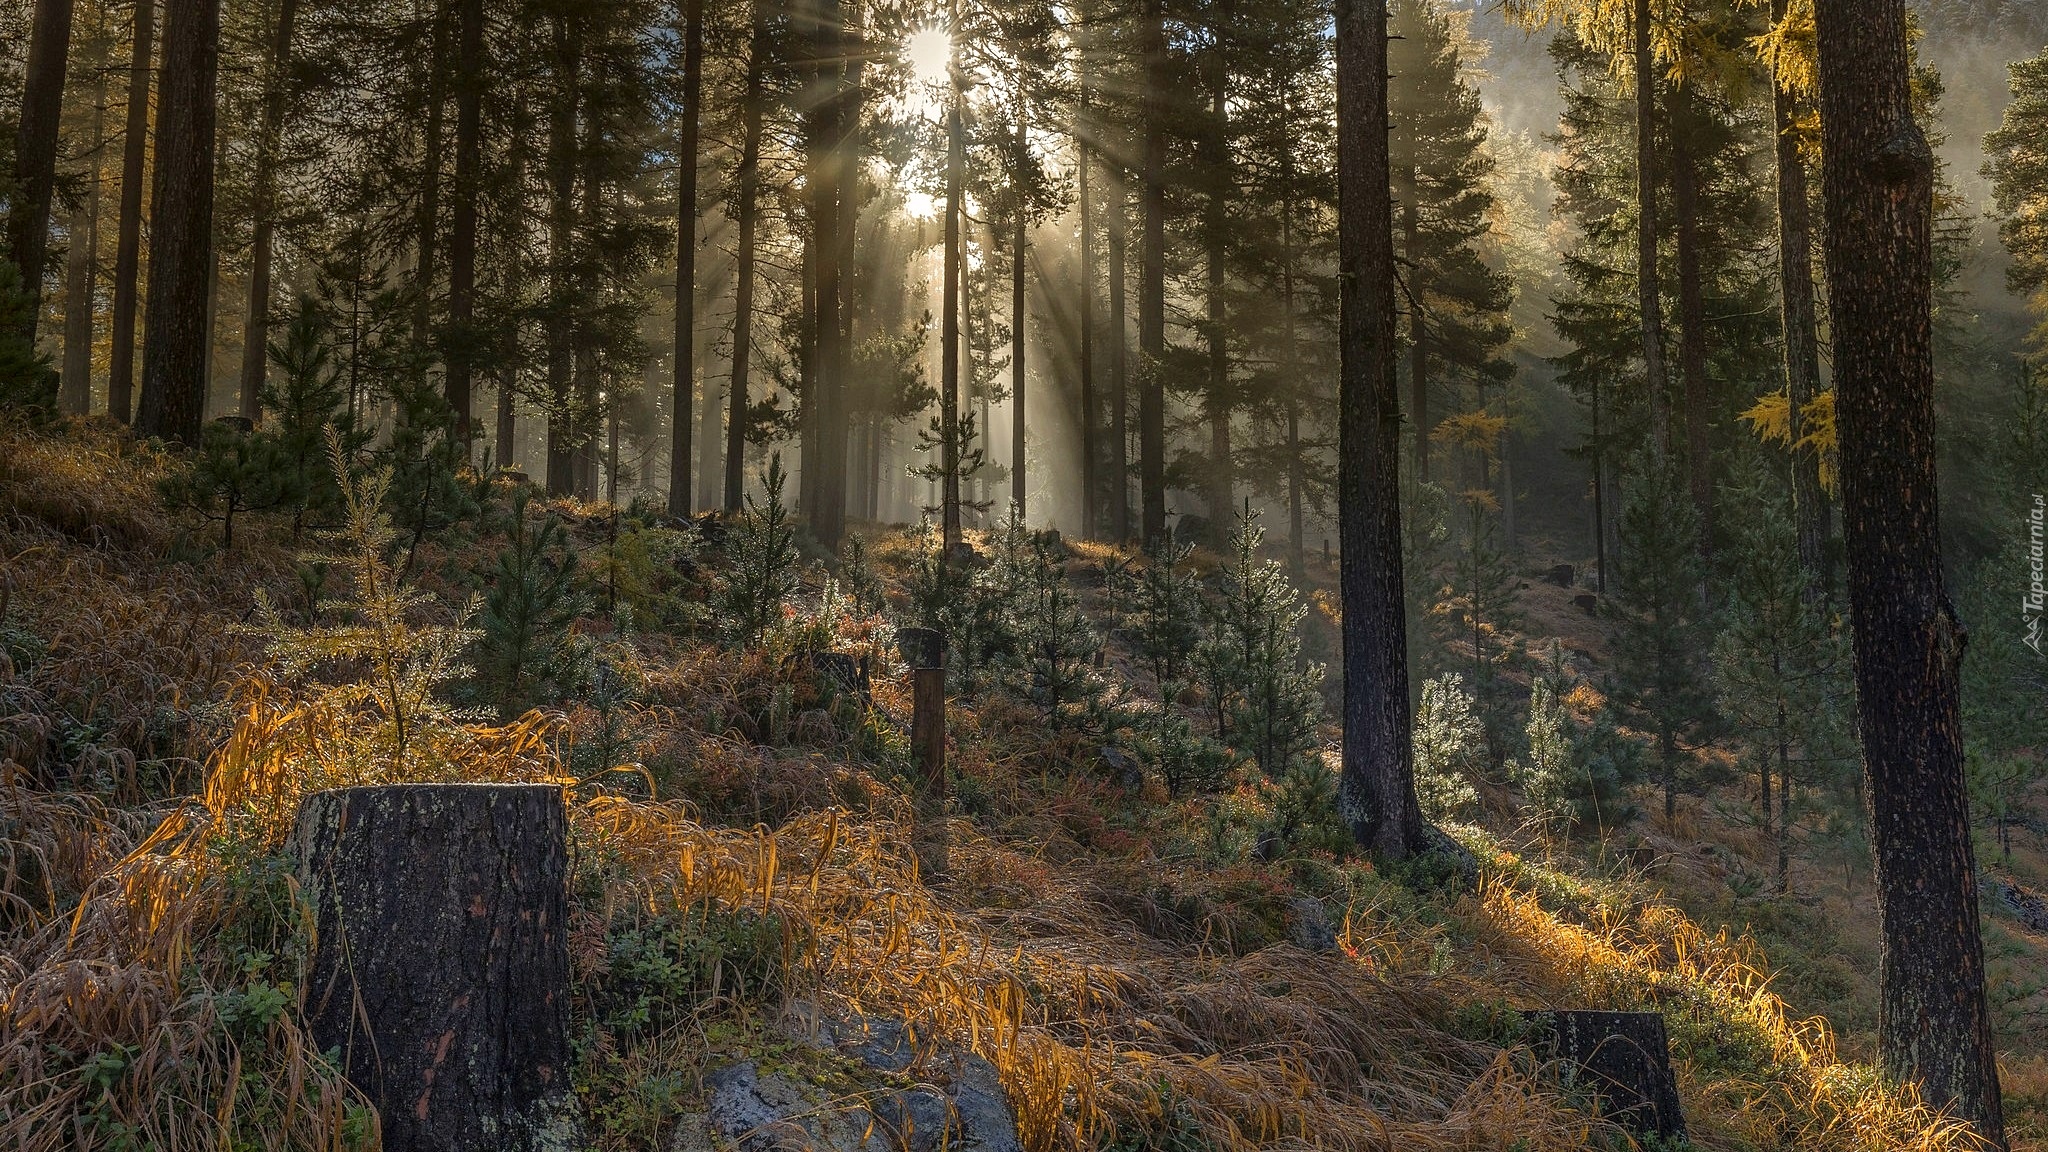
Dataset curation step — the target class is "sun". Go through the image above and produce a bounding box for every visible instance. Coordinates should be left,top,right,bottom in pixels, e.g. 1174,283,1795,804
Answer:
904,25,951,91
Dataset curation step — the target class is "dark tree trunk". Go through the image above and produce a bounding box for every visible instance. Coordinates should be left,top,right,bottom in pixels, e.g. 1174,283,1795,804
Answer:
1107,163,1129,542
237,0,298,424
493,93,528,473
1669,84,1713,556
108,0,154,424
1137,0,1167,546
1012,123,1029,520
1076,29,1097,538
940,35,964,555
136,0,220,447
668,0,705,515
6,0,75,342
1334,0,1424,859
1203,18,1231,536
294,784,575,1152
725,2,766,513
1526,1011,1686,1142
1403,154,1427,485
444,0,483,440
1770,1,1829,599
543,15,579,495
1813,0,2006,1141
413,0,452,353
60,78,105,417
1633,0,1670,458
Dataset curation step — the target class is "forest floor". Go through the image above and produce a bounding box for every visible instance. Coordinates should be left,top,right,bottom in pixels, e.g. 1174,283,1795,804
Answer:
0,420,2042,1152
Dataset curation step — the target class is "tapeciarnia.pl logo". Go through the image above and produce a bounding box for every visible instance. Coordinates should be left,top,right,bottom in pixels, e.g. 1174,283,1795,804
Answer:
2027,493,2045,656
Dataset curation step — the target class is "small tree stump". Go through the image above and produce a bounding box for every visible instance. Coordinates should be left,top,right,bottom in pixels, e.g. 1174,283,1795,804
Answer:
1526,1010,1685,1141
293,784,576,1152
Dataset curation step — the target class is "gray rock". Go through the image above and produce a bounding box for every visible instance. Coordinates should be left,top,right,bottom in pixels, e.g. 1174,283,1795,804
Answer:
1289,896,1337,953
942,1052,1021,1152
870,1087,957,1152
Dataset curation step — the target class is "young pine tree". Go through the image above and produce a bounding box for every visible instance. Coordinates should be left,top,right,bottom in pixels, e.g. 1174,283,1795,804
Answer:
161,421,297,550
1413,672,1483,822
1430,489,1523,761
475,488,583,716
261,294,361,538
1609,458,1715,824
720,455,801,647
1711,466,1851,890
1129,537,1206,685
1010,530,1104,728
1199,506,1325,778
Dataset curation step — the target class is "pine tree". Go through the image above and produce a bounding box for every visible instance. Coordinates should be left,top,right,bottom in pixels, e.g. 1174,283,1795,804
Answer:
1710,463,1851,890
1412,673,1482,822
0,261,57,415
1389,0,1514,484
261,296,361,538
1199,506,1324,779
720,454,802,646
1010,530,1102,728
1608,455,1713,825
475,488,583,715
1428,485,1523,761
160,422,296,551
382,377,482,578
1987,44,2048,357
1128,537,1205,685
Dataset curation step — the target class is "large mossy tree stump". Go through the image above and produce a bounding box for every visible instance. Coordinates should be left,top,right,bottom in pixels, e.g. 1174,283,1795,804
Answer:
1526,1010,1685,1141
293,784,576,1152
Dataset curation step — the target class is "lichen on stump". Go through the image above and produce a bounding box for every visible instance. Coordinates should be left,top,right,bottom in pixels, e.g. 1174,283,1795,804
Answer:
1525,1009,1685,1141
292,783,577,1152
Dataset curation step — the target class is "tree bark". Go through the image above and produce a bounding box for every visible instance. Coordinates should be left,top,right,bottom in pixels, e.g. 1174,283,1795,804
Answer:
1107,161,1129,542
1403,140,1427,484
1204,15,1231,537
1770,0,1829,599
136,0,220,446
60,76,106,417
444,0,483,440
940,19,964,556
1669,83,1713,556
1335,0,1424,859
1077,36,1097,538
1012,120,1029,520
1137,0,1167,546
1634,0,1670,459
668,0,705,515
725,2,767,513
108,0,154,424
7,0,76,343
236,0,298,424
1813,0,2006,1141
412,0,452,355
543,14,579,495
293,784,575,1152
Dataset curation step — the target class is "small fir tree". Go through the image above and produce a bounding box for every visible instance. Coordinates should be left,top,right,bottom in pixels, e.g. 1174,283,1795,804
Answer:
0,261,56,416
1198,505,1324,778
1430,489,1523,762
474,488,583,715
1609,457,1715,824
1129,537,1205,685
261,295,363,538
1010,529,1104,727
1413,672,1483,822
160,420,297,549
720,455,801,647
381,375,481,577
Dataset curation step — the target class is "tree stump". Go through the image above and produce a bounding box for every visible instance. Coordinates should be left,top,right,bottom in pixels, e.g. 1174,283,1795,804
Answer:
293,784,577,1152
1525,1010,1685,1141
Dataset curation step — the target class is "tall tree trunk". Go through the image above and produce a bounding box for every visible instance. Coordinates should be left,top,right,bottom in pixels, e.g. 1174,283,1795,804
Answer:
1772,0,1829,599
1814,0,2005,1141
413,0,452,354
60,77,106,416
444,0,483,440
1335,0,1423,859
572,93,603,501
668,0,705,515
725,1,766,512
1107,163,1129,542
236,0,298,424
1076,36,1097,538
1283,207,1304,576
1137,0,1167,546
1011,119,1029,520
940,19,965,556
1634,0,1670,458
806,0,851,548
493,92,528,473
543,15,579,495
1204,17,1231,536
136,0,220,446
108,0,153,424
1669,83,1713,555
7,0,76,342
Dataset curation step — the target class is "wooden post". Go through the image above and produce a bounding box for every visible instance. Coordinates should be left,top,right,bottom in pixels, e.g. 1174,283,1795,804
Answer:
292,784,577,1152
900,626,947,878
